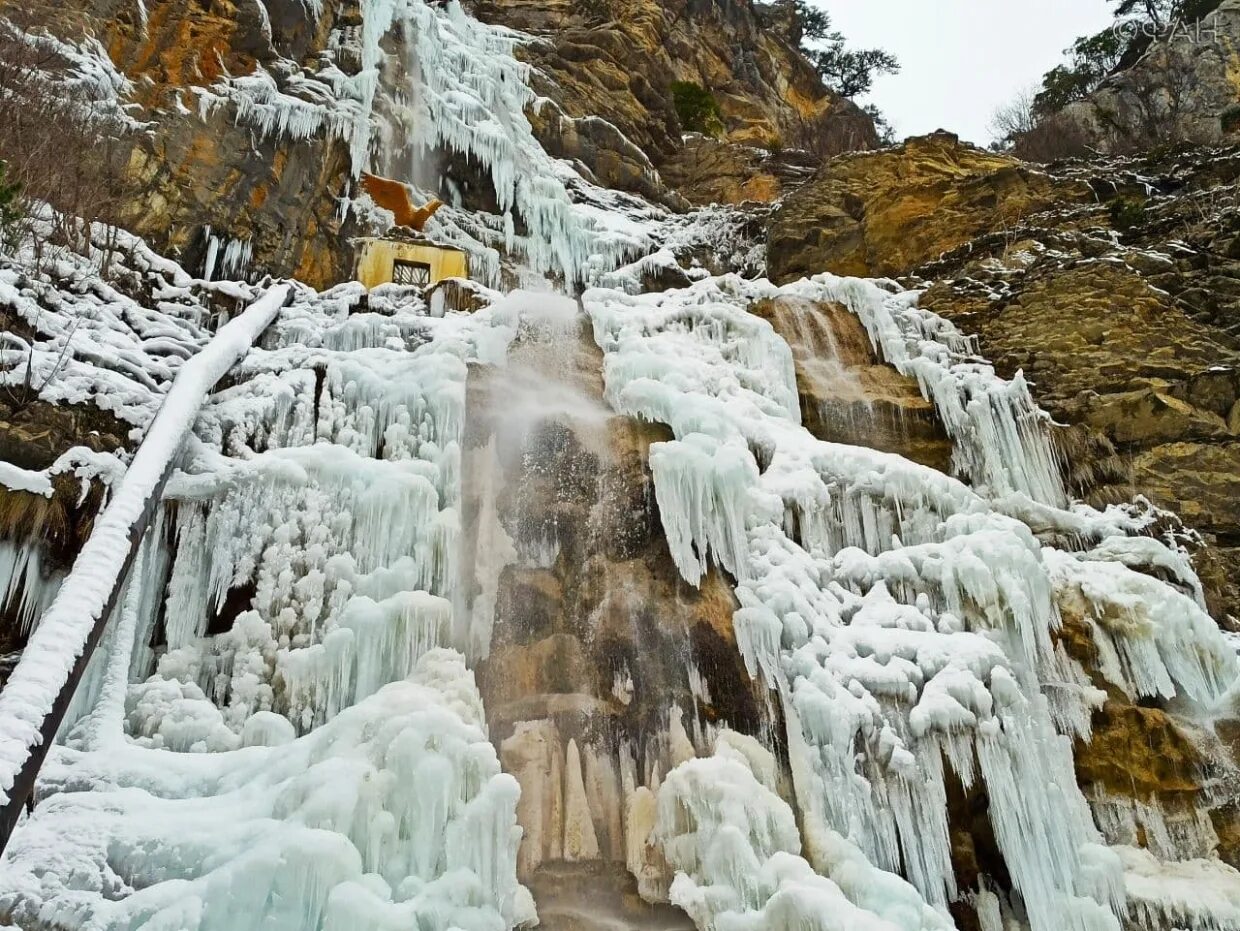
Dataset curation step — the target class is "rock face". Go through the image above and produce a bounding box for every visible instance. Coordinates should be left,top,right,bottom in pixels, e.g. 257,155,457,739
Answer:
1062,0,1240,152
771,133,1240,627
473,0,875,174
2,0,357,287
768,132,1090,282
0,0,873,286
658,134,819,206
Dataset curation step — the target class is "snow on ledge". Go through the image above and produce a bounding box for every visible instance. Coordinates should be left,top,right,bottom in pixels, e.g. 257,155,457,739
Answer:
0,283,290,804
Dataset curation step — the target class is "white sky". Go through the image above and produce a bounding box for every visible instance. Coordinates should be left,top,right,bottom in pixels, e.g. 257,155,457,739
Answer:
818,1,1116,145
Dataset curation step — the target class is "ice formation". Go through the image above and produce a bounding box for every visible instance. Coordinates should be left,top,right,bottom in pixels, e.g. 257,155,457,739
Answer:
656,733,949,931
584,271,1239,931
1,650,534,931
0,283,541,929
0,284,289,801
1,0,1239,929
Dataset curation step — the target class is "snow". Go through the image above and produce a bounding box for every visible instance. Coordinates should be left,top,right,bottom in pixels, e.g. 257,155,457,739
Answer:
0,462,53,498
585,269,1238,931
0,284,289,805
0,206,220,427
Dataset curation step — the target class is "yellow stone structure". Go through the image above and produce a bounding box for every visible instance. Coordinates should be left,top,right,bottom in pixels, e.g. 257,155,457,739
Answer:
355,237,469,289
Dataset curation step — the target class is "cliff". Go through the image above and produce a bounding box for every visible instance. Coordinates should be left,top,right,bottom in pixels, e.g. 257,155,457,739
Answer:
1056,0,1240,152
1,3,1240,931
0,0,872,288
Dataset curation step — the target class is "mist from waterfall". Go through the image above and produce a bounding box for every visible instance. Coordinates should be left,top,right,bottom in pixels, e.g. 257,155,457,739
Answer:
0,2,1238,931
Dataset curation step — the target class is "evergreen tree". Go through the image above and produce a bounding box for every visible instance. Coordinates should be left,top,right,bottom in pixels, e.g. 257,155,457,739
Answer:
779,1,900,99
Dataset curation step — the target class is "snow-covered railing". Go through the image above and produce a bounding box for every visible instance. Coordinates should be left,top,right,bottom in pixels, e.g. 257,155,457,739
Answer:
0,283,292,850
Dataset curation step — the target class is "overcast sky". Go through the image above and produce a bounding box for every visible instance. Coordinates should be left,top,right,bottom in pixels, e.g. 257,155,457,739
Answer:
818,1,1116,145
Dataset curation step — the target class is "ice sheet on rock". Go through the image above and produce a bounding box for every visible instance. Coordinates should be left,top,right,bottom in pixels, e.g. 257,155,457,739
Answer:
1116,845,1240,931
582,271,1240,930
778,275,1067,507
656,735,947,931
0,650,534,931
1090,793,1221,862
1082,533,1207,608
1046,547,1237,706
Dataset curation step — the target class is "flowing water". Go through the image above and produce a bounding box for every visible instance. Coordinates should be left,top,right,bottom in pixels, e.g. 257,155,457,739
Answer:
1,1,1238,929
460,293,754,927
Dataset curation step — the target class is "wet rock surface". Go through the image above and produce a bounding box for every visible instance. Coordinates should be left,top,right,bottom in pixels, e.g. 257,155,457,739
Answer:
460,317,768,917
751,295,953,471
776,133,1240,625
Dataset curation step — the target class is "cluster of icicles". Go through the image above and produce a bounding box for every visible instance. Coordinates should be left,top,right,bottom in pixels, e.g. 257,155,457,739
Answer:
1,266,1237,931
0,0,1238,926
585,272,1240,931
0,282,541,930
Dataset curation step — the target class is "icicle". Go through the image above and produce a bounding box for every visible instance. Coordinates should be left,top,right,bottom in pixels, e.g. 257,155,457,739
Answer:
0,539,62,635
582,272,1216,931
656,736,950,930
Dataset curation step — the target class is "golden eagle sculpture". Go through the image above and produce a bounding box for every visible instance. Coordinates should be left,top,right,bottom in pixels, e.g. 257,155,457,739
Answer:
360,172,444,232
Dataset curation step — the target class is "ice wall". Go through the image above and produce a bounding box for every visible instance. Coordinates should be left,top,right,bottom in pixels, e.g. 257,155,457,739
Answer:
584,271,1240,931
0,284,540,930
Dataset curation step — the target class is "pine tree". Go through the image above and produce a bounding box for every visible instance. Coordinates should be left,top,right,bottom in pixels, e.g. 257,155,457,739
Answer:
778,1,900,100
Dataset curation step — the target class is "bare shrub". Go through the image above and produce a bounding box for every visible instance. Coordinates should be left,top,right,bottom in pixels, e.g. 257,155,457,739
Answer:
990,89,1039,144
788,107,878,160
0,11,131,272
1094,47,1198,151
1011,114,1091,163
990,90,1091,163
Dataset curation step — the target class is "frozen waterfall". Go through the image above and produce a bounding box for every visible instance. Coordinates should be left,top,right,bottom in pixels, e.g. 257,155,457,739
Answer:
1,1,1240,930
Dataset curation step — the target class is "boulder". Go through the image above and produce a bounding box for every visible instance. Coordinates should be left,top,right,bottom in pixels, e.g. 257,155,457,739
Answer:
768,131,1089,282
